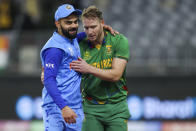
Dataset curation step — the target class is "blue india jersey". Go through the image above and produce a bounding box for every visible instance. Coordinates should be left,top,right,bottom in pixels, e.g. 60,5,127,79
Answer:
40,32,82,109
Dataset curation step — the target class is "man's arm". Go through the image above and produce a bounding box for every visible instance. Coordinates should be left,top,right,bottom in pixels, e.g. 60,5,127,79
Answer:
43,48,77,124
70,57,127,82
71,34,129,82
103,25,119,35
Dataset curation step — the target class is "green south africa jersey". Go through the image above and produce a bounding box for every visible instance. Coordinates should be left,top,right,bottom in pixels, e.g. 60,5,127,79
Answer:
79,30,130,105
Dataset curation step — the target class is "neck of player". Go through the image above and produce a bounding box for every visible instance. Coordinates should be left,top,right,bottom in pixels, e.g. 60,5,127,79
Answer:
93,30,104,45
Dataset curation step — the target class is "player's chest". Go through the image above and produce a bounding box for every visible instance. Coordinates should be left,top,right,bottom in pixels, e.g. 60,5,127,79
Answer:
81,44,114,68
65,43,80,58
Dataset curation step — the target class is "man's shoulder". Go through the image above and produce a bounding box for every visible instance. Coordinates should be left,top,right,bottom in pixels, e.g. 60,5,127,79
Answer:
43,37,60,48
41,35,70,53
106,32,128,46
106,31,127,41
114,34,127,40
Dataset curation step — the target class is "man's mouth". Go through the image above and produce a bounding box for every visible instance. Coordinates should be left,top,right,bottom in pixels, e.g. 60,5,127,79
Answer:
69,28,77,34
89,35,96,39
69,30,77,34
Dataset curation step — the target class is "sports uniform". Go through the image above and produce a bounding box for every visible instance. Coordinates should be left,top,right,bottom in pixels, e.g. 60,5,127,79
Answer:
40,4,84,131
79,30,131,131
40,31,84,131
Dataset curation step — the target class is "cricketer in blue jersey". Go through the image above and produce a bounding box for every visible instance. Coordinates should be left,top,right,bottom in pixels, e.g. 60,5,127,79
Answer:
40,4,84,131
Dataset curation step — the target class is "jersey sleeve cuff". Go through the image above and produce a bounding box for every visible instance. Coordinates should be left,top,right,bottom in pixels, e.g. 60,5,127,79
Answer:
58,103,67,110
114,56,129,61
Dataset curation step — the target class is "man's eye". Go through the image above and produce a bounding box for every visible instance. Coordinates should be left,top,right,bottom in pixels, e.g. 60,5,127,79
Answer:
91,26,96,29
66,22,72,24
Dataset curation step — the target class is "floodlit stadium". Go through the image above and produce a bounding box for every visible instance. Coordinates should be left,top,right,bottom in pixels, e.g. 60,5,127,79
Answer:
0,0,196,131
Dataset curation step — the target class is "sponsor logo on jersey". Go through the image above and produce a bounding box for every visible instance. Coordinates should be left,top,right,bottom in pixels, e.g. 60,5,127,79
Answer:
91,58,113,69
45,63,54,68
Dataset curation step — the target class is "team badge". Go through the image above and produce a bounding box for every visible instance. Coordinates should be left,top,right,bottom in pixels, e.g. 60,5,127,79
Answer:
106,45,112,55
83,51,91,60
66,5,72,9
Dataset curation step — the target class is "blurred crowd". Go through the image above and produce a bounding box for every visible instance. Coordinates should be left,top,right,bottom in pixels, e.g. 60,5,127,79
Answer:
0,0,110,30
0,0,82,30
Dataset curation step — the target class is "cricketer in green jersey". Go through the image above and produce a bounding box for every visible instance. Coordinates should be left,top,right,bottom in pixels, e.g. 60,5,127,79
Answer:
70,6,130,131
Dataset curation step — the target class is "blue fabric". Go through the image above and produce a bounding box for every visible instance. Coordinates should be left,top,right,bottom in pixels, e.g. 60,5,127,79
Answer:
40,31,82,109
42,105,84,131
43,48,67,109
40,32,86,110
76,32,86,42
55,4,82,21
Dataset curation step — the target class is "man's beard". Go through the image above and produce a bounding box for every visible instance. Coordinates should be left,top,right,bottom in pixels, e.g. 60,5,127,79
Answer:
60,25,78,39
89,26,103,43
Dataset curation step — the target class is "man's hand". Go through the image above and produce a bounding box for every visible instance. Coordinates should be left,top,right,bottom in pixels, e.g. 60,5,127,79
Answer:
41,67,44,84
62,106,77,124
70,57,91,74
103,25,119,36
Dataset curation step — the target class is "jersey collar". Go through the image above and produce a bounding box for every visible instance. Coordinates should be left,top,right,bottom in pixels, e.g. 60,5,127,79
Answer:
53,31,75,44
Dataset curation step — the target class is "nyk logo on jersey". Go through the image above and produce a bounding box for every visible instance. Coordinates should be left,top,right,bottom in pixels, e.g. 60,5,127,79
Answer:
45,63,54,68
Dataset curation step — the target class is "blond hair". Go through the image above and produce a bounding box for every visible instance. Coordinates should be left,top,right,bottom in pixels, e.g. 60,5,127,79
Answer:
81,5,103,20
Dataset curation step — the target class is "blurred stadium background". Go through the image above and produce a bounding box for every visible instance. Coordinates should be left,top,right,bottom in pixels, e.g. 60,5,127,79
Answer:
0,0,196,130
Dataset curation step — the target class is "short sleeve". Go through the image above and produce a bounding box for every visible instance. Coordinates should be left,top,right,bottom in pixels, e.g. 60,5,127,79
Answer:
114,35,130,61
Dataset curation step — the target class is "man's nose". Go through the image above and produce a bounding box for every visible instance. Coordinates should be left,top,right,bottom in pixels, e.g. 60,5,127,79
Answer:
88,28,93,34
71,23,78,28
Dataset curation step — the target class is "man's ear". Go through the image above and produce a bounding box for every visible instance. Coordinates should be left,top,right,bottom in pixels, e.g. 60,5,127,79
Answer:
55,21,60,28
100,19,104,27
101,19,104,25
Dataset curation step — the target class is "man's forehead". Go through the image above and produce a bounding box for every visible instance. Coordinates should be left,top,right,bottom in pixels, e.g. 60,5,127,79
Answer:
83,17,99,21
83,17,100,24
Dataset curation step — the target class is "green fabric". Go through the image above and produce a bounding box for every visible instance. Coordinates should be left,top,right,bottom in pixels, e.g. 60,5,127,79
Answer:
79,30,130,104
82,100,130,131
